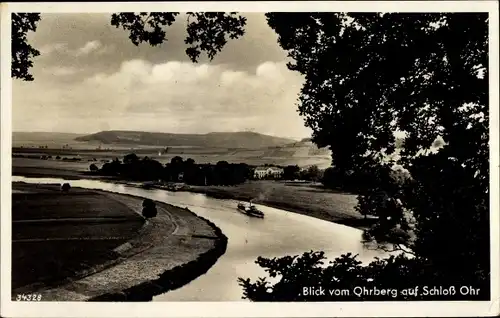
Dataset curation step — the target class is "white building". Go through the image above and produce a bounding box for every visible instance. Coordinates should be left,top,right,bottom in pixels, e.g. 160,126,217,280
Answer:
254,166,284,179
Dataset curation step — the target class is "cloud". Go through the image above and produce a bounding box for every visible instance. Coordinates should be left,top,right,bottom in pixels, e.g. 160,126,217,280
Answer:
45,66,80,76
38,43,68,55
75,40,102,56
84,60,303,118
38,40,110,57
14,59,312,138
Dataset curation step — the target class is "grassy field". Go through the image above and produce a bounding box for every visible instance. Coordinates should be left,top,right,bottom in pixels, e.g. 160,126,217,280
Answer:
12,183,144,290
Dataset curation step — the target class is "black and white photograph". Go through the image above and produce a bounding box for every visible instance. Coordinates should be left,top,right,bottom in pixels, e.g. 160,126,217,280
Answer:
1,1,499,317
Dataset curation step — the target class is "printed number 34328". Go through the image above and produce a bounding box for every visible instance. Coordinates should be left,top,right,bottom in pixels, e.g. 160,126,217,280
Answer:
16,294,42,301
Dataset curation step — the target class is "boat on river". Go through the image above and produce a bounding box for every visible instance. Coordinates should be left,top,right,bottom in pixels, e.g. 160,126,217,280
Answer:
237,201,264,218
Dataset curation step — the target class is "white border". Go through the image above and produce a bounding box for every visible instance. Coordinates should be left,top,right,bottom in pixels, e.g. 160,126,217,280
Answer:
1,1,499,317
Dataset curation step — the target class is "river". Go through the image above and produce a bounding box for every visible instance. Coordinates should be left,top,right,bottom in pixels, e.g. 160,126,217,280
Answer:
12,176,391,301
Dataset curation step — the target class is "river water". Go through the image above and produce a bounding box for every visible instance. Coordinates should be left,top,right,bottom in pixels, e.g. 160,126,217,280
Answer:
12,176,390,301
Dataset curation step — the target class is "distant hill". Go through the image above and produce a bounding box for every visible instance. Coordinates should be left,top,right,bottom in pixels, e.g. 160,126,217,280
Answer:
74,130,297,149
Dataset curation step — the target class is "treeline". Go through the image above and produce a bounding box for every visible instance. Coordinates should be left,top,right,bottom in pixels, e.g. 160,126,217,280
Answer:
282,164,323,181
92,153,327,185
96,154,252,186
13,154,83,161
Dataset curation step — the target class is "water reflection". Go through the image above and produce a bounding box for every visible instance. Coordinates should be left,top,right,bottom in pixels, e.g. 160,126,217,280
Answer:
12,176,390,301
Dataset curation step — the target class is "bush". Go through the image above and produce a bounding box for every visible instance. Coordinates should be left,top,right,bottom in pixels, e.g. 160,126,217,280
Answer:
89,163,99,172
60,183,71,192
142,199,157,218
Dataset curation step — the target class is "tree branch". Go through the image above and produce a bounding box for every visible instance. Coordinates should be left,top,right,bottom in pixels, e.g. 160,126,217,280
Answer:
142,13,152,27
363,241,416,257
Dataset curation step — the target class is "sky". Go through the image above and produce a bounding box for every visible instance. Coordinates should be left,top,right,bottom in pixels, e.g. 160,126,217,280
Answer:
12,13,312,140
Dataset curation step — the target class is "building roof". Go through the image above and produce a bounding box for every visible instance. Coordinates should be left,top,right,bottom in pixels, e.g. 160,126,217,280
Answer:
254,167,269,172
254,166,283,172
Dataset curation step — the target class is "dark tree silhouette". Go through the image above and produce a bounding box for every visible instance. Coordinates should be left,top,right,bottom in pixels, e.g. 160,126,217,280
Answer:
60,183,71,192
283,165,300,180
11,13,41,81
89,163,99,171
123,153,140,164
111,12,179,47
142,198,158,218
236,12,489,301
170,156,184,165
183,12,247,62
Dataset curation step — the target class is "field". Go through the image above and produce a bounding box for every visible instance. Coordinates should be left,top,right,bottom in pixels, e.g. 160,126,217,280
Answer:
12,183,145,290
12,131,332,169
12,147,331,169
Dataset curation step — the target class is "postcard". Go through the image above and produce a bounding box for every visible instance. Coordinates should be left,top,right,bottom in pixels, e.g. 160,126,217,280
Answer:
1,1,499,317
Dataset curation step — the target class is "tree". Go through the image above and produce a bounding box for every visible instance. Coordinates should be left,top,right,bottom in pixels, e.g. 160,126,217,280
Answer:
283,165,300,180
321,166,343,189
236,12,488,300
123,153,140,164
170,156,184,165
89,163,99,171
142,198,158,218
60,183,71,192
304,165,321,182
100,157,123,176
12,13,41,81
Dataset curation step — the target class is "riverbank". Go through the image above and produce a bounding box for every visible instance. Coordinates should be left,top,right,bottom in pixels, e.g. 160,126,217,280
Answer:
12,182,227,301
11,164,377,230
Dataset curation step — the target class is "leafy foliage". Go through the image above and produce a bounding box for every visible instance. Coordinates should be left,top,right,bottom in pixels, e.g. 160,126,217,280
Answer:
235,12,489,301
111,13,179,46
11,13,41,81
184,12,247,62
301,164,322,182
111,12,247,62
96,153,251,185
123,153,140,164
239,251,482,301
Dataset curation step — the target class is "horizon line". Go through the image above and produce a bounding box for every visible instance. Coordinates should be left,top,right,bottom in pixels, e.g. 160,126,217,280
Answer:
12,129,310,141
